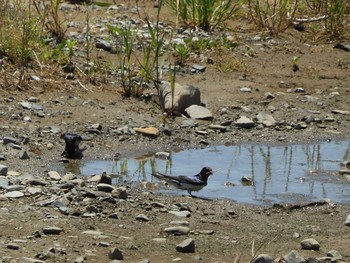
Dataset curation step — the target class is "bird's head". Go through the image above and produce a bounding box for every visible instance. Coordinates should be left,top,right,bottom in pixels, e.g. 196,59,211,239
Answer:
200,167,213,182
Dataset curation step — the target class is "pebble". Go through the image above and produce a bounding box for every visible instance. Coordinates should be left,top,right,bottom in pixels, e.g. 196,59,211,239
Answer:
97,183,114,192
284,250,304,263
108,247,124,260
168,210,191,217
300,238,320,250
48,171,61,180
185,105,213,120
344,214,350,226
235,116,255,128
42,226,63,235
176,238,195,253
4,191,24,198
252,254,273,263
0,164,8,175
164,226,190,235
136,214,150,222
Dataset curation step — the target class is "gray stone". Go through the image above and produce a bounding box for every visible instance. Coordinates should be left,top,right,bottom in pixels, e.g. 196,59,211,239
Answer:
96,39,112,52
7,243,20,250
185,105,213,120
344,214,350,226
4,191,24,198
0,176,9,187
19,257,45,263
0,164,8,175
22,115,31,121
235,116,255,128
176,238,195,253
20,150,30,160
99,172,112,184
136,214,149,222
48,171,61,180
3,136,18,145
161,81,201,113
300,238,320,250
97,183,114,192
240,86,252,93
27,187,42,196
164,226,190,235
192,64,206,72
256,112,276,127
180,119,196,128
284,250,305,263
327,250,342,260
168,210,191,217
332,109,349,115
112,186,128,199
252,254,273,263
20,101,32,109
208,124,227,132
109,247,124,260
42,226,63,235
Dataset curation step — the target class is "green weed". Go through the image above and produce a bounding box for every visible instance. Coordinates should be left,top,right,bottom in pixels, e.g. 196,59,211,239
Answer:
166,0,243,31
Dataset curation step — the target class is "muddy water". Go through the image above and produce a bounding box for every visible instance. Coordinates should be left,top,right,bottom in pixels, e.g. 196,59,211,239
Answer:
58,140,350,205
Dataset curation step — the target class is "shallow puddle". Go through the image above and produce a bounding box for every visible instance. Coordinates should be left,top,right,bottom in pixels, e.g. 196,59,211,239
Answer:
55,140,350,205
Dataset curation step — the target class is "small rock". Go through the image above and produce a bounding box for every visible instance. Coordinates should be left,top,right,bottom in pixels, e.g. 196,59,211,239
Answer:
43,226,63,235
112,186,128,199
164,226,190,235
168,210,191,217
284,250,305,263
108,247,124,260
7,243,20,250
344,214,350,226
176,238,195,253
256,112,276,127
97,183,114,192
327,250,342,260
4,191,24,198
134,127,160,137
240,87,252,93
185,105,213,120
0,164,8,175
252,254,273,263
300,238,320,250
241,176,253,185
136,214,150,222
192,64,206,72
99,172,112,184
48,171,61,180
19,150,30,160
235,116,255,128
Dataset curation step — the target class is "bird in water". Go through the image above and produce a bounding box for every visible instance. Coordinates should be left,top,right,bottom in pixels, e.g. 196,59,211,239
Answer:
152,167,213,198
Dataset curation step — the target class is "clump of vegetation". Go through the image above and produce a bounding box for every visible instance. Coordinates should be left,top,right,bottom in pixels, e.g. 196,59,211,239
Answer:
246,0,299,35
166,0,244,31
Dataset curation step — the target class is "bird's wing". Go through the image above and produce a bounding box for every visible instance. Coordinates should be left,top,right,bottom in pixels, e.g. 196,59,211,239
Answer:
152,173,205,185
177,175,205,185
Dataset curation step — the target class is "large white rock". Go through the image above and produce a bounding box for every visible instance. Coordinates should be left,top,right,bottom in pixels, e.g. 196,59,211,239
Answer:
161,81,201,113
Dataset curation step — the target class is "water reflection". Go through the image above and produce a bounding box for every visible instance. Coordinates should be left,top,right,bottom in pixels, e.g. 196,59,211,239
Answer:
57,140,350,205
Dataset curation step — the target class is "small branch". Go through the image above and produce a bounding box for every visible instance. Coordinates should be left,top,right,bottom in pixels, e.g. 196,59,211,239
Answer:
77,79,91,92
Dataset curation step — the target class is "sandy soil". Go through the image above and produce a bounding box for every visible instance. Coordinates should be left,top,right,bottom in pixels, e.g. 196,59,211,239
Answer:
0,0,350,262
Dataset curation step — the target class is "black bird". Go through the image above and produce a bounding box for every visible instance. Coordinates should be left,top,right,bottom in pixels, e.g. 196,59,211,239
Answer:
152,167,213,197
61,133,83,159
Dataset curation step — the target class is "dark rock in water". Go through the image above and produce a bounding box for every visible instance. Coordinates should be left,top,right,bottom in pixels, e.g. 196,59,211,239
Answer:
61,133,84,159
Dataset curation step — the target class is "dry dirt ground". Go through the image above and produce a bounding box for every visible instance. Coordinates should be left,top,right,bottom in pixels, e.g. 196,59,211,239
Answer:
1,0,350,262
